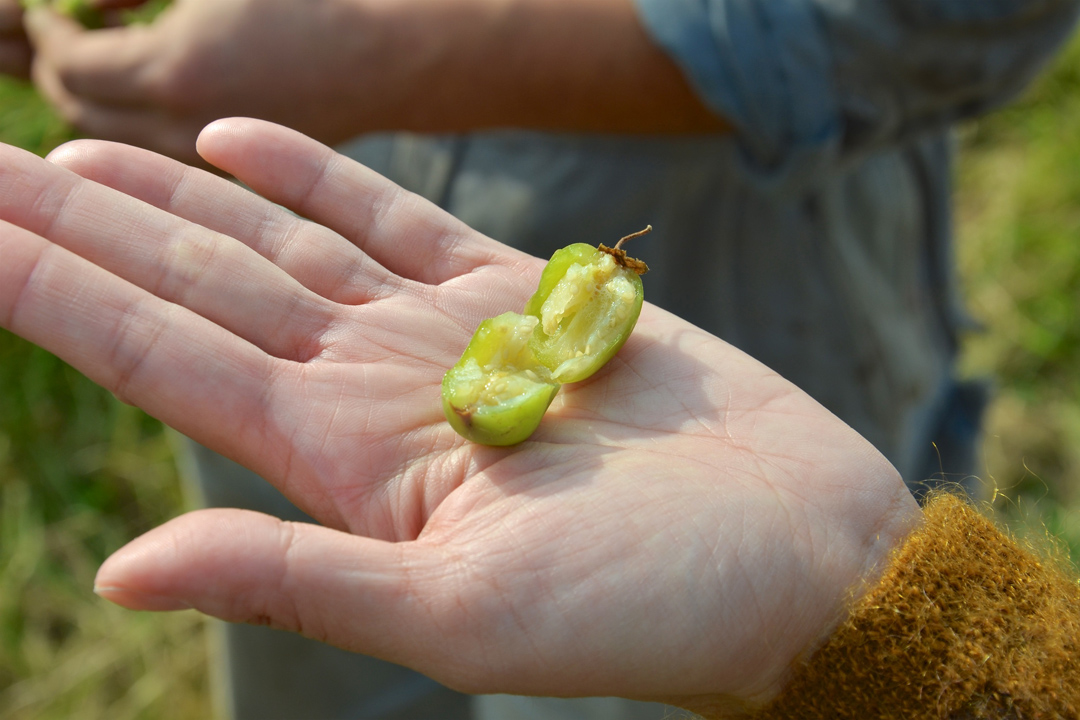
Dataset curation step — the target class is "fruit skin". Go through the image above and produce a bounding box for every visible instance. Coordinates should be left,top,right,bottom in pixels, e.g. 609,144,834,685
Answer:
441,313,560,446
524,243,644,384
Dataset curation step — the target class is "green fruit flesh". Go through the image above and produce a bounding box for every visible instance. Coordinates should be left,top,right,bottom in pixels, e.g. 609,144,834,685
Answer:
525,244,644,384
443,241,645,445
442,313,560,446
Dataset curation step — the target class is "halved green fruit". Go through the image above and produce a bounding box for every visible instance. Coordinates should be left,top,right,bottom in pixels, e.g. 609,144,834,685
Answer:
443,229,649,445
524,243,644,384
442,313,561,446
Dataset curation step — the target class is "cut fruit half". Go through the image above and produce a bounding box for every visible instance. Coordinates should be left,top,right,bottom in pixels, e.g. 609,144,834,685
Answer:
442,313,561,446
525,243,644,384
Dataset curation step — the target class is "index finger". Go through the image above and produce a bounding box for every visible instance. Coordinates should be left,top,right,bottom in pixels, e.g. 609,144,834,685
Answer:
24,5,159,107
196,118,541,286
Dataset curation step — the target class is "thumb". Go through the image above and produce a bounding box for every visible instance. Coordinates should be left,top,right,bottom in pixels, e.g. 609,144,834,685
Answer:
94,509,465,675
23,4,82,46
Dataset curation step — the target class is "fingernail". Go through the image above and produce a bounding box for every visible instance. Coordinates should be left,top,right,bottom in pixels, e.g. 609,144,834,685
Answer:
94,585,193,611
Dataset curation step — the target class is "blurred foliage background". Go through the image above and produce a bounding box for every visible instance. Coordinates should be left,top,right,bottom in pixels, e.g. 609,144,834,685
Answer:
0,80,211,718
1,29,1080,720
956,34,1080,554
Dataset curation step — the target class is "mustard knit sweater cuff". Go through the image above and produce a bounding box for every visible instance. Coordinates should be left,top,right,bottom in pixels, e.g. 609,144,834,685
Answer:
702,493,1080,719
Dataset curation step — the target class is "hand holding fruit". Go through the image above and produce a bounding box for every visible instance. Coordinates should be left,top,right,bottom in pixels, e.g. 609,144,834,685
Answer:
3,0,130,80
20,0,400,164
0,119,917,710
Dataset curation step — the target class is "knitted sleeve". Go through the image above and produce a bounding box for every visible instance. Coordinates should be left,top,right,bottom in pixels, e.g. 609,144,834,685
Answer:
692,493,1080,719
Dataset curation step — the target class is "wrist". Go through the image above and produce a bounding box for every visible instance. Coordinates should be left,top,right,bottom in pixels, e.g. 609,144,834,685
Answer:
748,493,1080,719
673,474,922,717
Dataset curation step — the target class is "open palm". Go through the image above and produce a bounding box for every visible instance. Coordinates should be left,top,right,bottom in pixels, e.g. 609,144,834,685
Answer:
0,119,918,713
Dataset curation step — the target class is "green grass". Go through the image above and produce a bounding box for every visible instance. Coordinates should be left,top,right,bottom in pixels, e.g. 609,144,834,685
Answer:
0,77,210,720
0,78,71,156
0,342,211,720
956,35,1080,558
3,29,1080,718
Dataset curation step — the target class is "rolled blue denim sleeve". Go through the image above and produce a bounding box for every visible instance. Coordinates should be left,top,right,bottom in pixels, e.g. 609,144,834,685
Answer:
633,0,840,185
634,0,1080,185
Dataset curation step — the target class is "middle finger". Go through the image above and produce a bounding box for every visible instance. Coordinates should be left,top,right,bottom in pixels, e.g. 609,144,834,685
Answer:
0,142,338,361
48,138,405,305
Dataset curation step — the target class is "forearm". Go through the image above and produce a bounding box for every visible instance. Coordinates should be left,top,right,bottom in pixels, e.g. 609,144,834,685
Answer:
364,0,730,135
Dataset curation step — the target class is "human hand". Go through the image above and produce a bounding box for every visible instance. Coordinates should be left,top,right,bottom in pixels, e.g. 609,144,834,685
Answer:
23,0,395,164
0,0,31,77
23,0,727,166
0,118,917,712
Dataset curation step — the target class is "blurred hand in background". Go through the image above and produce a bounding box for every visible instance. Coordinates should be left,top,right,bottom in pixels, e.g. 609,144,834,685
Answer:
16,0,725,165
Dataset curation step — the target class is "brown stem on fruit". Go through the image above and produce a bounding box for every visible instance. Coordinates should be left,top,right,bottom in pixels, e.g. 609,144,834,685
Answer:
614,225,652,250
453,406,473,428
599,225,651,275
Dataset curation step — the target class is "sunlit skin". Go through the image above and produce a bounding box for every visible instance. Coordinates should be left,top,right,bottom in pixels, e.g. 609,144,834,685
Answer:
0,119,918,715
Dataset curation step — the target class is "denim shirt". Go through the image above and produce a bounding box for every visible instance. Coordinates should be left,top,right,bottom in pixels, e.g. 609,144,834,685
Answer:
339,0,1079,486
636,0,1079,184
